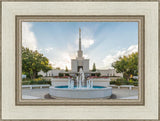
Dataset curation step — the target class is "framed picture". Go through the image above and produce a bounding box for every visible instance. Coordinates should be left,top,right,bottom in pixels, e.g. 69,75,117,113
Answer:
1,0,159,120
16,16,144,106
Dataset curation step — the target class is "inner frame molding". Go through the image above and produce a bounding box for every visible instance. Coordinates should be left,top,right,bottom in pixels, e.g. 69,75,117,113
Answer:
15,15,145,106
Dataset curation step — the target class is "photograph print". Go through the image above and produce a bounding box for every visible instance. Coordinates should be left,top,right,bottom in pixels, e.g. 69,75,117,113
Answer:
22,22,138,100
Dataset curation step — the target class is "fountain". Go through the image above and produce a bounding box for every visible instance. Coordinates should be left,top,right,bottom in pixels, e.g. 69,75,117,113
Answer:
49,68,112,99
49,28,112,98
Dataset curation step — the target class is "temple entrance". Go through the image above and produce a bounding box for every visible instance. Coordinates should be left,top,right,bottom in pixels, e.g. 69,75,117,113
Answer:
78,66,83,72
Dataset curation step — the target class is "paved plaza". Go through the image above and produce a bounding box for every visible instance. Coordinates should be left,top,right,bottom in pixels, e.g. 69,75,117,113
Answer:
22,88,138,99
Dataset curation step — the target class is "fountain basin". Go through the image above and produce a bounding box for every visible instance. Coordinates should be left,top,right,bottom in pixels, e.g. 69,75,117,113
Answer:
49,86,112,99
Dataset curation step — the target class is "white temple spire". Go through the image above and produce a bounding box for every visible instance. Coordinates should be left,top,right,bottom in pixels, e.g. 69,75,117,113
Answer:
77,28,83,59
79,28,81,51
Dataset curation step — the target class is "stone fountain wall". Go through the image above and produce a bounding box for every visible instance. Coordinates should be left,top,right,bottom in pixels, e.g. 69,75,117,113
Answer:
51,78,111,87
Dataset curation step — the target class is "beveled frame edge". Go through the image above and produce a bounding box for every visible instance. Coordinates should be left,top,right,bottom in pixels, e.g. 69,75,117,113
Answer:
15,15,145,106
158,1,160,120
0,1,159,121
0,1,1,121
0,0,159,2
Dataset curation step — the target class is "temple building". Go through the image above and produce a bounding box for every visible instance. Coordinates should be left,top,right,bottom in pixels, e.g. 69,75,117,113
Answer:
71,28,89,73
38,28,123,78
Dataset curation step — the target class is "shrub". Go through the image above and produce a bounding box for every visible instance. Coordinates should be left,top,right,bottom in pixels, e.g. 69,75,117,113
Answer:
114,78,127,85
129,78,138,86
22,81,30,85
115,80,122,86
122,80,130,85
65,74,69,76
22,78,51,85
22,78,32,82
110,80,116,85
96,73,101,77
22,78,26,81
59,73,64,77
91,73,96,76
37,75,43,78
133,81,138,86
34,78,42,81
30,80,51,85
128,79,134,84
113,78,138,86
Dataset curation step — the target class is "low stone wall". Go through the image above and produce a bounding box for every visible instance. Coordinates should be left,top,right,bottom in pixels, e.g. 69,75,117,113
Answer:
51,78,68,87
91,78,111,87
51,78,111,87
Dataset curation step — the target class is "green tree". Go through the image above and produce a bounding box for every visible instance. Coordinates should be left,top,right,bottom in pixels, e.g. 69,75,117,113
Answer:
112,52,138,80
92,63,96,72
65,66,69,72
22,46,52,79
43,64,52,77
56,67,60,70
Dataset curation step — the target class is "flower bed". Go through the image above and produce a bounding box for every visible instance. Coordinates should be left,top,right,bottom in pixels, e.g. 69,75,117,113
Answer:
89,76,109,79
52,76,71,78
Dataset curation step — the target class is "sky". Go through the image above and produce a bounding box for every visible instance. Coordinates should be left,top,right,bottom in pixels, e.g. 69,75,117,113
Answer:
22,22,138,70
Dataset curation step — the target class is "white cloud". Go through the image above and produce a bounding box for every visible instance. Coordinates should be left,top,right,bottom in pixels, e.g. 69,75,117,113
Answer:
66,44,77,59
103,45,138,69
82,39,94,48
83,54,89,59
22,22,37,51
76,38,95,49
39,43,77,70
38,47,53,54
50,52,72,70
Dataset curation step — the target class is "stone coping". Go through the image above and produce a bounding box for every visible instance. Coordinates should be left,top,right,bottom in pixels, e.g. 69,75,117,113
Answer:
50,86,112,91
